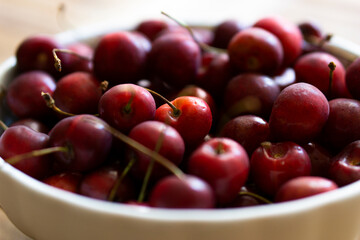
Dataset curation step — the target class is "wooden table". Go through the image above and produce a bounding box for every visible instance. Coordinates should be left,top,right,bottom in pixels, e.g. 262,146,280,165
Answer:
1,0,360,239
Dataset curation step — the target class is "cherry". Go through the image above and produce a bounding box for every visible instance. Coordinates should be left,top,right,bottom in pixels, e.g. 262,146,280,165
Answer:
275,176,338,202
250,141,311,196
269,82,329,143
212,20,245,49
148,33,201,88
321,98,360,151
155,96,212,146
79,165,136,202
345,57,360,100
195,52,233,101
61,42,94,74
10,118,49,134
298,22,323,40
253,16,303,67
98,83,156,133
49,114,113,172
93,31,151,85
135,19,171,41
15,35,68,77
149,174,215,208
6,70,56,120
0,125,52,179
294,52,350,99
187,137,249,204
223,73,280,119
328,140,360,186
53,72,103,116
43,172,83,193
126,121,185,181
302,142,333,177
228,27,284,75
220,115,270,156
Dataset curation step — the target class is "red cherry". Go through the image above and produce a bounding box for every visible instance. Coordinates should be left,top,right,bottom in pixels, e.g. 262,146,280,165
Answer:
93,31,151,84
43,172,83,193
49,115,112,172
250,141,312,196
6,70,56,120
187,138,249,204
155,96,212,146
0,125,51,179
149,175,215,209
228,27,284,75
212,20,245,49
98,84,156,133
53,72,103,116
10,118,49,134
275,176,338,202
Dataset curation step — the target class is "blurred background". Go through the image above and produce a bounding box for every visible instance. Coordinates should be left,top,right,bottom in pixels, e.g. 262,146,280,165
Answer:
0,0,360,239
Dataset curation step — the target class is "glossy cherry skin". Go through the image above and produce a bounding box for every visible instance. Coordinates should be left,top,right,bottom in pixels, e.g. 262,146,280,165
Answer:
187,138,249,204
220,115,270,156
61,42,94,74
79,165,136,202
53,72,102,115
43,172,83,193
148,33,201,88
149,175,215,208
155,96,212,146
328,140,360,186
275,176,338,202
98,84,156,133
15,35,67,77
228,27,284,75
0,125,51,179
93,31,151,85
345,57,360,100
126,121,185,180
250,141,312,196
269,82,329,143
254,16,303,67
294,52,350,99
6,70,56,119
212,20,245,49
223,73,280,119
302,142,333,177
321,98,360,151
49,115,112,172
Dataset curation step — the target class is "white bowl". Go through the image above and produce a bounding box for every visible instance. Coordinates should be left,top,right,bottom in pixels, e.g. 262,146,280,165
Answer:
1,24,360,240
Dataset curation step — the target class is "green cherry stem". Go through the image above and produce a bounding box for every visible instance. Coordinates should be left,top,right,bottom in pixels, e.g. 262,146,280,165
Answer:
6,146,69,165
237,191,273,204
160,11,226,54
144,88,181,117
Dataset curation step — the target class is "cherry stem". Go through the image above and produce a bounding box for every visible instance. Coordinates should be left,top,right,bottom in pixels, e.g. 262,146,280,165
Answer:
6,146,69,165
215,141,225,155
100,81,109,93
328,61,336,97
137,124,167,203
0,120,8,131
87,119,184,179
160,11,226,53
238,191,273,204
41,92,75,117
144,88,181,117
107,157,136,202
52,48,92,72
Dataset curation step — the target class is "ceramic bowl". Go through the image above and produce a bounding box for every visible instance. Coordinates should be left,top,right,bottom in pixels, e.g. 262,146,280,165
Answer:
0,24,360,240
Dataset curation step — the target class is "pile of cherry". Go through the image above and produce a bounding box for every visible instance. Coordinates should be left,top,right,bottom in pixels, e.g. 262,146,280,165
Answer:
1,14,360,209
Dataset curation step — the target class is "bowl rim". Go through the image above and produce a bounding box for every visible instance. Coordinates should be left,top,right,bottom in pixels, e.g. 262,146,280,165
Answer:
1,23,360,224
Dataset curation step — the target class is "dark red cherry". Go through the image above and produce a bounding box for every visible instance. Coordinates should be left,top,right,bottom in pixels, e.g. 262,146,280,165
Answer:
0,125,51,179
43,172,83,193
10,118,49,134
149,175,215,209
49,115,112,172
212,20,245,49
6,70,56,119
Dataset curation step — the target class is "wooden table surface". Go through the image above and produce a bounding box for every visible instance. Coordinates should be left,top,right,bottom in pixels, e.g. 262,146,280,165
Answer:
1,0,360,239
